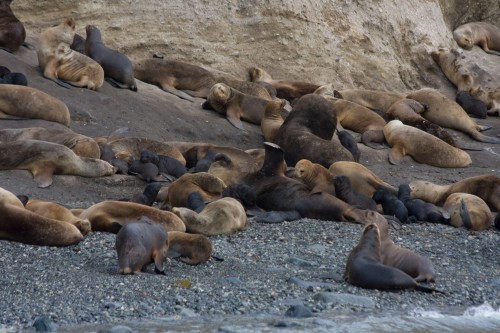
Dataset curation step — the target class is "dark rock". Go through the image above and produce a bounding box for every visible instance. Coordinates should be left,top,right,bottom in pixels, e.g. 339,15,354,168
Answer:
285,305,313,318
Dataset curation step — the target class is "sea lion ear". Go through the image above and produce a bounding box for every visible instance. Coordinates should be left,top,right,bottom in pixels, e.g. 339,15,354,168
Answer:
334,90,343,99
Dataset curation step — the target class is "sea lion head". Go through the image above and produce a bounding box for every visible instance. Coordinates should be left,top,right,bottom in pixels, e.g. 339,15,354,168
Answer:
453,28,473,50
248,67,272,82
313,84,343,100
85,25,102,41
209,83,232,103
294,159,315,181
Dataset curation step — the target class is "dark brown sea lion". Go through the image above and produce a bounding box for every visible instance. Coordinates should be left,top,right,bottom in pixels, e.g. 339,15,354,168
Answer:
398,184,450,224
293,159,336,195
372,188,409,223
276,94,354,168
70,33,85,54
453,22,500,55
443,193,493,231
0,0,25,52
128,160,162,182
168,231,213,265
0,66,27,85
383,120,472,168
140,149,187,179
85,25,137,91
0,139,115,187
127,182,163,206
338,130,360,162
0,85,71,126
115,220,169,275
456,91,488,119
334,175,377,211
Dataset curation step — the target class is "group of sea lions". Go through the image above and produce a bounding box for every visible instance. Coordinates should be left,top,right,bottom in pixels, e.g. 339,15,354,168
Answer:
0,2,499,292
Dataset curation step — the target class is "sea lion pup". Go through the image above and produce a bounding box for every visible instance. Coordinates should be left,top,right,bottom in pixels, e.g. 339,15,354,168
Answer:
276,94,354,168
0,85,70,126
98,141,128,174
443,193,493,231
128,160,161,182
338,89,404,113
115,220,169,275
37,18,104,90
189,149,220,173
334,176,377,211
398,184,450,224
0,0,25,52
127,182,163,206
186,192,206,213
0,187,85,246
172,196,247,236
456,91,488,119
383,120,472,168
328,161,397,198
261,98,287,143
74,200,186,233
70,33,85,54
133,58,216,101
453,22,500,55
294,159,336,195
106,137,186,165
409,174,500,212
0,66,27,85
338,130,360,162
207,153,249,187
373,188,408,223
344,223,440,293
0,127,100,159
385,99,457,147
85,25,137,91
214,76,272,101
167,231,212,265
0,139,115,187
162,172,226,208
495,213,500,230
140,149,187,178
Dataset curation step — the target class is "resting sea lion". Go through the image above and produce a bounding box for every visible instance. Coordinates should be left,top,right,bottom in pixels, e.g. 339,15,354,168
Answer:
294,159,336,195
443,193,493,231
106,137,186,165
373,188,408,223
0,0,25,52
0,66,27,85
168,231,212,265
215,76,272,100
0,139,115,187
453,22,500,55
38,18,104,90
70,33,85,54
186,192,206,213
456,91,488,119
85,25,137,91
98,141,128,174
189,150,220,173
127,182,163,206
338,89,404,113
140,149,187,178
115,220,169,275
334,175,377,211
383,120,472,168
128,160,162,182
398,184,450,224
0,85,70,126
338,130,360,162
261,98,287,143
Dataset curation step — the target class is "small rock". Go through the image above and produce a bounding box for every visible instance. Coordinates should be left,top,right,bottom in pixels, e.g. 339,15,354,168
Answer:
287,277,336,289
226,277,243,284
313,292,375,308
288,257,318,267
285,305,313,318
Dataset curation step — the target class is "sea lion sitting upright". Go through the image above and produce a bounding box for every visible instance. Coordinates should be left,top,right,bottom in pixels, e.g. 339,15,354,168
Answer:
453,22,500,55
294,159,336,196
115,220,169,275
168,231,213,265
0,0,26,52
85,25,137,91
443,193,493,231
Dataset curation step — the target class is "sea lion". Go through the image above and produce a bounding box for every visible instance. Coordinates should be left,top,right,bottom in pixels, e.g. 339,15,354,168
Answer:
334,175,377,211
37,18,104,90
168,231,213,265
0,0,25,52
70,33,85,54
74,200,186,233
409,174,500,212
398,184,450,224
248,66,320,101
338,130,360,162
0,139,115,187
115,220,169,275
276,94,354,168
443,193,493,231
106,137,186,165
162,172,226,208
0,127,100,159
127,182,163,206
0,66,27,85
383,120,472,168
85,25,137,91
128,160,162,182
215,76,272,101
140,149,188,178
494,213,500,230
172,197,247,235
98,141,128,174
261,98,287,143
0,85,70,126
294,159,336,195
372,188,408,223
189,150,220,173
328,161,397,198
455,91,488,119
186,192,206,213
338,89,404,113
343,223,439,292
453,22,500,55
0,187,85,246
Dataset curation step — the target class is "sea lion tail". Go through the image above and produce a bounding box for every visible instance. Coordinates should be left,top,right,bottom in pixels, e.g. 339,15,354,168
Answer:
459,199,473,229
470,131,500,144
415,284,446,295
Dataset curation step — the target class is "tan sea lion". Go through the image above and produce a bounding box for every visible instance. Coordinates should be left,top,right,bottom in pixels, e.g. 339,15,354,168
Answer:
168,231,213,265
383,120,472,168
453,22,500,55
407,88,500,143
0,139,115,187
0,85,70,126
328,161,397,198
0,187,85,246
74,200,186,233
261,99,287,143
85,25,137,91
37,18,104,90
105,137,186,165
172,197,247,236
0,0,25,52
115,220,169,275
443,193,493,231
294,159,335,195
338,89,404,112
0,127,99,158
216,76,272,101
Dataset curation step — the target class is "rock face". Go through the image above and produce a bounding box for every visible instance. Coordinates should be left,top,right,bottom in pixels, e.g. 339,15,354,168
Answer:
11,0,500,93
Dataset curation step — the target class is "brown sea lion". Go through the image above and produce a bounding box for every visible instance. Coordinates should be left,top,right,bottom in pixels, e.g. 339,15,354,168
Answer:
248,66,320,101
215,76,272,101
0,85,71,126
453,22,500,55
74,200,186,233
105,137,186,165
276,94,354,168
383,120,472,168
85,25,137,91
207,153,250,187
115,220,169,275
328,161,397,198
168,231,213,265
0,0,25,52
0,187,85,246
0,127,100,159
37,18,104,90
294,159,336,195
0,139,115,187
344,223,440,292
409,174,500,212
338,89,404,113
172,197,247,235
443,193,493,231
260,99,287,143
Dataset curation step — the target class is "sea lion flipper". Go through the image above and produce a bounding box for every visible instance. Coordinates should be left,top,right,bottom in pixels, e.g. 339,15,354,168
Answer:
459,199,473,229
415,284,446,295
160,86,195,102
388,146,405,165
153,251,166,275
32,169,55,188
226,106,244,130
105,77,129,89
470,131,500,144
